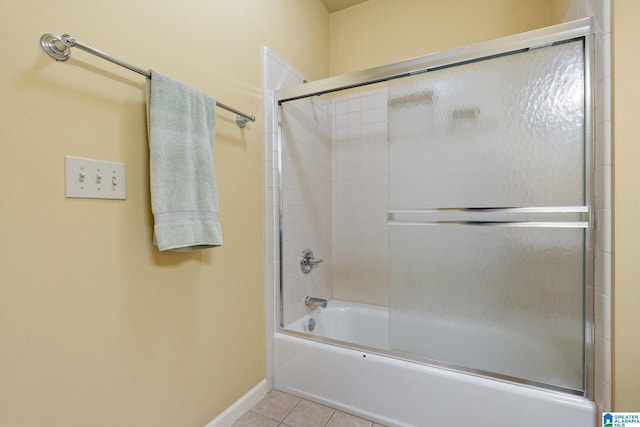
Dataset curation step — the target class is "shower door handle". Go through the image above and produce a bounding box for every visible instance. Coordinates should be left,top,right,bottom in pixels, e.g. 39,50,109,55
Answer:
387,206,591,229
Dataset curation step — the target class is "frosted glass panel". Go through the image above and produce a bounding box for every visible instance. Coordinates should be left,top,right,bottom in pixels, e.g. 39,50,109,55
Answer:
389,226,585,389
389,41,585,208
388,40,586,391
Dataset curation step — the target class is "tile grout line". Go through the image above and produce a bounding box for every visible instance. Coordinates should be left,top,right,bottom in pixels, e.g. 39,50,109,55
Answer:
280,396,337,427
252,395,305,426
321,406,336,427
281,398,303,426
327,409,375,427
243,392,381,427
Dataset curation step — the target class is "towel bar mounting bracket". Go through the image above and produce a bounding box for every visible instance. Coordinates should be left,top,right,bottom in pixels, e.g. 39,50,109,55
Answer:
236,116,249,128
40,33,71,61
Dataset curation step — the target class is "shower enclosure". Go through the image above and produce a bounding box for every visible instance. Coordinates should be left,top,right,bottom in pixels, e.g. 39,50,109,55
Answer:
273,17,594,407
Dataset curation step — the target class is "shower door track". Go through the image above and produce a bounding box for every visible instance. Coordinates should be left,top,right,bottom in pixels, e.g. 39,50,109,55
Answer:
278,18,592,103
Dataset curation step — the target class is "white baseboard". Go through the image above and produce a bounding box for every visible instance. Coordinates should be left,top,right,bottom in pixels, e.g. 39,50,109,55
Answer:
204,380,268,427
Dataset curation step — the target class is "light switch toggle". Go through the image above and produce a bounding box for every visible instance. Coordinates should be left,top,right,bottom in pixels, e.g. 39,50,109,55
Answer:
65,156,126,200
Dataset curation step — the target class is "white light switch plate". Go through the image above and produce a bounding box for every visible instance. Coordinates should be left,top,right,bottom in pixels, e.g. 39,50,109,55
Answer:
65,156,126,200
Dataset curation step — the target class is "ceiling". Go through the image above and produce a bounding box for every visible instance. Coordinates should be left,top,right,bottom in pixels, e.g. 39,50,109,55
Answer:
320,0,369,13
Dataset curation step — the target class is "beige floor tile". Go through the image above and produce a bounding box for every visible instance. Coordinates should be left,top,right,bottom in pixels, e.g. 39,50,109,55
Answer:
326,411,373,427
232,411,279,427
238,390,385,427
283,399,334,427
251,390,301,421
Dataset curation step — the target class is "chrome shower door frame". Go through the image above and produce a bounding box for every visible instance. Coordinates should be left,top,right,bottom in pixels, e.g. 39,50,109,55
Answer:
275,17,595,398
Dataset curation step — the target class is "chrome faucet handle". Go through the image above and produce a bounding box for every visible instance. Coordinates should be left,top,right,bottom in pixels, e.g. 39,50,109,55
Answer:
310,257,323,266
300,249,323,274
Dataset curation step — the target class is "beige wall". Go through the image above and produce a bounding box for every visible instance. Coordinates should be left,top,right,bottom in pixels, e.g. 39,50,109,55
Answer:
329,0,554,75
551,0,573,23
0,1,328,427
613,0,640,410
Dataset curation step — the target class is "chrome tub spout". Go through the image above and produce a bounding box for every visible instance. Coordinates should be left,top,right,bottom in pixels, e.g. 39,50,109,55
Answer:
305,296,328,308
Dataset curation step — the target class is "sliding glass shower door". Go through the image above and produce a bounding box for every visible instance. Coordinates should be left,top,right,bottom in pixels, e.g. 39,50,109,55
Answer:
387,39,589,391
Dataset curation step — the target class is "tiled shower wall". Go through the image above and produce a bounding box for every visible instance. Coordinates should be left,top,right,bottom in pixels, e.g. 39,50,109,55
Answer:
279,97,333,326
263,48,333,331
332,88,389,306
263,47,390,332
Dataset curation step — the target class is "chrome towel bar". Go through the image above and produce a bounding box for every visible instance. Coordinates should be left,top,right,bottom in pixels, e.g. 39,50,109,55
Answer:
40,33,256,128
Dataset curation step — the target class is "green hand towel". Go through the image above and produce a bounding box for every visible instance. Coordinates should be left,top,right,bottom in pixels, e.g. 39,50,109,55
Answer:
146,70,222,251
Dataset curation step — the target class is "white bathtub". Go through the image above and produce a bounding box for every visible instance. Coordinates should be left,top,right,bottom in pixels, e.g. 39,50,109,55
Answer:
274,300,595,427
288,300,389,348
